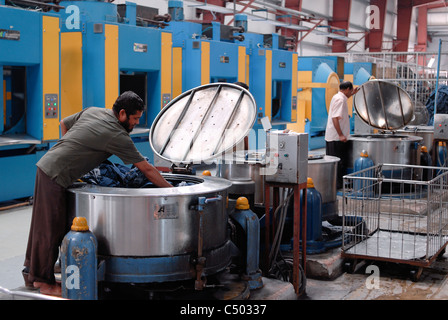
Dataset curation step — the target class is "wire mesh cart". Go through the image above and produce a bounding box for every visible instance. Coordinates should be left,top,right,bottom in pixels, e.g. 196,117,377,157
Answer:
342,164,448,281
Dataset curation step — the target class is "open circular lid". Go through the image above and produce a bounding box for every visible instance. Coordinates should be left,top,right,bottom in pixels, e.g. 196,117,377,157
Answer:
149,83,257,165
353,80,414,131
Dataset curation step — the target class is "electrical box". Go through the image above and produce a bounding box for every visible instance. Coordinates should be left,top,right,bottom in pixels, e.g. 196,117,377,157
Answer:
265,131,308,184
434,114,448,140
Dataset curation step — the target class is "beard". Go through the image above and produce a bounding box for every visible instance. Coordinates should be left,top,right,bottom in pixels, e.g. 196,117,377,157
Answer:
120,117,133,133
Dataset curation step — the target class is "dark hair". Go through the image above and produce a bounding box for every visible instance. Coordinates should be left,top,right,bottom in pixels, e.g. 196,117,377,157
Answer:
340,81,354,90
112,91,145,117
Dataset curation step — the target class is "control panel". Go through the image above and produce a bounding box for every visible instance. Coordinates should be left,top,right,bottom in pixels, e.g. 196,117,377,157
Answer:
265,131,308,184
434,114,448,140
162,93,171,108
45,94,59,119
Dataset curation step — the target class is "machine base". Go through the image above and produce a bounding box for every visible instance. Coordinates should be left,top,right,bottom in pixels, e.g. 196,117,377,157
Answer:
98,271,251,300
100,241,233,283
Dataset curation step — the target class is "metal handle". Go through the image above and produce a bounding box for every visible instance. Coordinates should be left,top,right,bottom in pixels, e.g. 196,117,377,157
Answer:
198,195,222,210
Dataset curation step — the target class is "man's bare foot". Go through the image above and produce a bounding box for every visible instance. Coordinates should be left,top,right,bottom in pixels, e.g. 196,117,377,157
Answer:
34,282,62,297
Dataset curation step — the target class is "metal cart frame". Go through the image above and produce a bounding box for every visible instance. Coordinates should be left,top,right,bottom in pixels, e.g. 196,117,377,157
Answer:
342,163,448,281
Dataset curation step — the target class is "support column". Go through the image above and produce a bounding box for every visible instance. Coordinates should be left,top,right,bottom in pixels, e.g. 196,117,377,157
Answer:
394,0,413,53
278,0,303,51
366,0,387,52
330,0,352,52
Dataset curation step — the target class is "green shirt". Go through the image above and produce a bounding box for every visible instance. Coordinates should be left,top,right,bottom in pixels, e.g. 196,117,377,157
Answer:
37,107,145,188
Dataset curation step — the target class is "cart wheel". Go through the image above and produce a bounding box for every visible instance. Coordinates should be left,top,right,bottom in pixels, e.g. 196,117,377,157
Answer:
410,267,423,282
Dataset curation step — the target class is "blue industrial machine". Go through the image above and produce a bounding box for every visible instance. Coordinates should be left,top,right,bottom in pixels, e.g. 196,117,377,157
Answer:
0,3,61,202
287,57,341,150
166,1,247,99
166,8,298,150
57,0,173,162
237,18,298,150
344,62,376,86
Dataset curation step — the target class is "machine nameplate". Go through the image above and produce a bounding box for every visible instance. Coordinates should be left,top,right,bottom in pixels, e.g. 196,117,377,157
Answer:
134,43,148,52
153,203,179,219
0,29,20,41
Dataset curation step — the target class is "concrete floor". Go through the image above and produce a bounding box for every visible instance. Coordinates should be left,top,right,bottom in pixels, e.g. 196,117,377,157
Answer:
2,201,448,300
302,250,448,300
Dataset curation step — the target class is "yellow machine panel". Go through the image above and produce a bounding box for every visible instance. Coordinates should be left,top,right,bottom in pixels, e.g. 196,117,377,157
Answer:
238,46,247,84
300,71,313,122
344,74,354,117
61,32,83,120
264,50,272,121
105,24,119,109
42,15,60,141
287,70,311,134
291,53,298,123
161,32,172,109
172,47,183,99
201,42,210,85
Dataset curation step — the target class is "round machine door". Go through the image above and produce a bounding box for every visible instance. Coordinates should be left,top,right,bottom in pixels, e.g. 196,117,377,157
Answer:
149,83,257,165
353,79,414,131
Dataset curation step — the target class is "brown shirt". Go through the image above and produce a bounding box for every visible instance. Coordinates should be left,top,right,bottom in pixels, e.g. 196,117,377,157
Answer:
37,107,145,188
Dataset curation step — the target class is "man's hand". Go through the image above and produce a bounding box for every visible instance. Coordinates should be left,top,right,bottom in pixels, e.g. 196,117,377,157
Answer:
134,160,173,188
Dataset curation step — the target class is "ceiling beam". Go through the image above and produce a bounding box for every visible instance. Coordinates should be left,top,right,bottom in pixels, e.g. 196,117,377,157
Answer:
330,0,352,52
394,0,413,52
366,0,388,52
415,5,429,52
